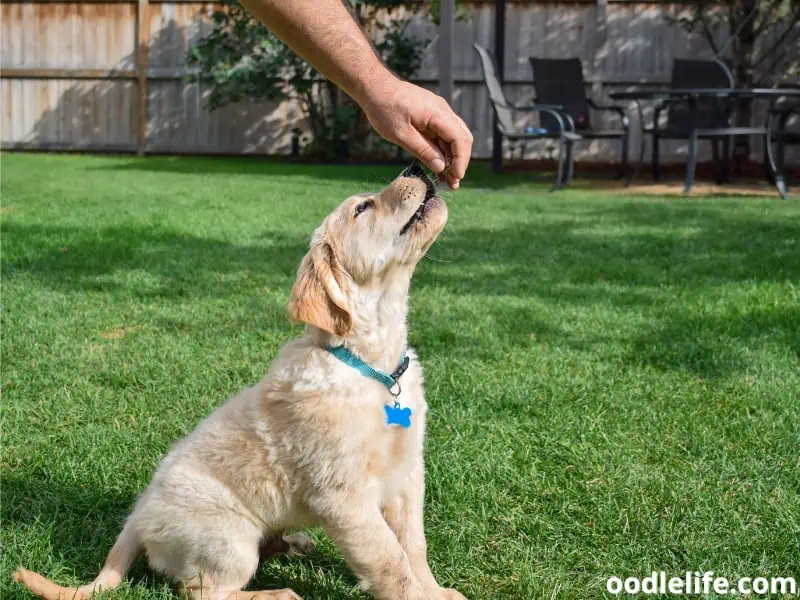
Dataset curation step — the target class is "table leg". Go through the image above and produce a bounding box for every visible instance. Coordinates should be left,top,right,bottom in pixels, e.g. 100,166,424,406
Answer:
683,95,699,195
684,129,699,194
626,100,645,187
765,112,788,199
711,139,721,184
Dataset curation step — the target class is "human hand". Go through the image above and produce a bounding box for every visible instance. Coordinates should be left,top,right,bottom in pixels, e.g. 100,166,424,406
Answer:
359,78,473,189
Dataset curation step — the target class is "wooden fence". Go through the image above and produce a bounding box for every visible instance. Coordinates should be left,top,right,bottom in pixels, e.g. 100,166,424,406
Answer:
1,0,797,162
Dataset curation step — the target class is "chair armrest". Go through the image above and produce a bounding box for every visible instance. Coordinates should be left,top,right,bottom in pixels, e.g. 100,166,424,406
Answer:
517,99,576,130
587,99,630,128
495,103,575,133
587,99,626,114
512,102,564,112
651,98,671,130
768,104,800,133
651,97,705,131
648,97,696,133
769,103,800,118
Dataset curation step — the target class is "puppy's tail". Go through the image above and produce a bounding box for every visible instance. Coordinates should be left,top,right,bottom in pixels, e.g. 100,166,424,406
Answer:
13,521,141,600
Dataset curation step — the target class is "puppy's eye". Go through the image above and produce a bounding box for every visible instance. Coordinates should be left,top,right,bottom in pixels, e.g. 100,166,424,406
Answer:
354,200,374,218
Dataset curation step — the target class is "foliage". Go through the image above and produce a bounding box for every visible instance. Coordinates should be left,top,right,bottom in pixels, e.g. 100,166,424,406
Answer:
665,0,800,86
187,0,431,159
665,0,800,161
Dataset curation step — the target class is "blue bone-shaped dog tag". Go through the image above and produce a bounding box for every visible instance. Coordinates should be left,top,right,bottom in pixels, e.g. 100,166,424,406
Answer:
384,401,412,428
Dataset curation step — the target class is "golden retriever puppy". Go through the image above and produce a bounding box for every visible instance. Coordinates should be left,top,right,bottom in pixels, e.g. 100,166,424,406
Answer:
14,165,467,600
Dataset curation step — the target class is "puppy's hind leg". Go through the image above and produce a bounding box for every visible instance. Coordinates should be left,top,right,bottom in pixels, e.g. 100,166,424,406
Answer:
259,532,315,559
168,525,303,600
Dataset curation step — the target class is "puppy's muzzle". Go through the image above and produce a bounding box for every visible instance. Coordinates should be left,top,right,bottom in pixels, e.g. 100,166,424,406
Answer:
401,163,437,201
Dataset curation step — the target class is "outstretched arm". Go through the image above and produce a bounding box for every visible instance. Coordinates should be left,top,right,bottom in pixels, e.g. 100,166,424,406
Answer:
238,0,473,189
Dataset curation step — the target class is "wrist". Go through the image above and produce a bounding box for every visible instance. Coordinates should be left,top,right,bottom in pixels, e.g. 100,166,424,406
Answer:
349,66,400,110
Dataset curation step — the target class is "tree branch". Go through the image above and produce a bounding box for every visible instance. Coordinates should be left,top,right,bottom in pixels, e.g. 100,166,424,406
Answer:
698,2,721,55
755,27,800,84
753,19,800,69
751,0,785,38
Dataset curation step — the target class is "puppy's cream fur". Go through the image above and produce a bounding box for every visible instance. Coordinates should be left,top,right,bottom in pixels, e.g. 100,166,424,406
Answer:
14,171,466,600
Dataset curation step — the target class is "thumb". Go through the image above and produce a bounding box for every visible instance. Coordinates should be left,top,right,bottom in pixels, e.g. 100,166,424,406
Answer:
398,127,447,174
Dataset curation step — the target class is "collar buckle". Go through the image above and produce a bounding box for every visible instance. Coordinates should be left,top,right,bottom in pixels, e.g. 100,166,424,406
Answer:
390,355,410,381
327,345,409,398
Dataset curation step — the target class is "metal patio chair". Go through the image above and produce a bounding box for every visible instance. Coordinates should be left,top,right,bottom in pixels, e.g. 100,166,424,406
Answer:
529,57,630,179
473,44,581,189
647,58,735,182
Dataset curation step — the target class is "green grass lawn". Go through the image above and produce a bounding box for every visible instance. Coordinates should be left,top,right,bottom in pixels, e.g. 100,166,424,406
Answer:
2,153,799,599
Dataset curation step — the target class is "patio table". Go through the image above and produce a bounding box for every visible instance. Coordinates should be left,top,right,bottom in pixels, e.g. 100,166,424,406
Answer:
609,88,800,198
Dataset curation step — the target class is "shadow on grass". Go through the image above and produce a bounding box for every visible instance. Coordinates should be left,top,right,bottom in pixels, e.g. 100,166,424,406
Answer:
426,206,800,297
2,222,308,299
422,202,800,376
4,201,799,377
86,155,399,182
1,472,356,598
628,304,800,377
82,156,547,191
1,472,160,589
83,155,789,192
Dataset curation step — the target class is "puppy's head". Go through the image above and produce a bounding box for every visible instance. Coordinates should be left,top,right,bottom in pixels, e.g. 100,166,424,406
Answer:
289,165,448,336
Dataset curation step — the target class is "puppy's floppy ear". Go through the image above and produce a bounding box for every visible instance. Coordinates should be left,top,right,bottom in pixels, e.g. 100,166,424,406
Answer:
289,241,352,336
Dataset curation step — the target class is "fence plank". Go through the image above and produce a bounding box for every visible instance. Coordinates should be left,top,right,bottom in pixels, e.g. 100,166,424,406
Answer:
1,68,137,78
136,0,149,154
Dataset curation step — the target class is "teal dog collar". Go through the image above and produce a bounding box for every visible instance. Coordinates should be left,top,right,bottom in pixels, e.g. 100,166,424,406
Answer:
327,345,409,397
327,345,413,428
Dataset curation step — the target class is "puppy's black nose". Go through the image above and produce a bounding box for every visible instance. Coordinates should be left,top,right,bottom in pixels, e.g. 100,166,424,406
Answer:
401,163,437,199
401,163,427,180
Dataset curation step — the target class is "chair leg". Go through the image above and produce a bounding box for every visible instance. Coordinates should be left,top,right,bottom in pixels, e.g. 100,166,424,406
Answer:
763,134,775,185
722,136,731,183
776,135,787,191
495,136,504,173
618,132,630,181
766,128,789,199
711,139,722,184
652,135,660,181
552,136,566,191
564,141,575,186
684,131,699,194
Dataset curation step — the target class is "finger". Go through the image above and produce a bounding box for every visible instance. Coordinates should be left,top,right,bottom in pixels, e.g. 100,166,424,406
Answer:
400,127,447,174
427,114,473,180
433,140,461,190
454,112,472,138
439,142,466,188
437,139,453,176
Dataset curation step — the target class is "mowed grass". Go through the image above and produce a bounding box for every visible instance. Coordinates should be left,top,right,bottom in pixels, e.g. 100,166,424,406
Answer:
2,153,799,600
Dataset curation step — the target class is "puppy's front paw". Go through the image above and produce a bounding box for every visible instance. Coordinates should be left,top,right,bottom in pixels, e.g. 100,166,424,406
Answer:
437,588,469,600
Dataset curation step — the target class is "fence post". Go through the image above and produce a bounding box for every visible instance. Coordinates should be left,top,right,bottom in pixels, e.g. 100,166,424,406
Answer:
136,0,150,155
439,0,455,106
492,0,506,172
593,0,607,101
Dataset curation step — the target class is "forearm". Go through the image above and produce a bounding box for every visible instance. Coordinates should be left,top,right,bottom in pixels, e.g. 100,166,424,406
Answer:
238,0,474,185
238,0,394,106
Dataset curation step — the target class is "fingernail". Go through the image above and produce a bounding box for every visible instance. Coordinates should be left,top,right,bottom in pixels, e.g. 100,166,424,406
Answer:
430,158,446,173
